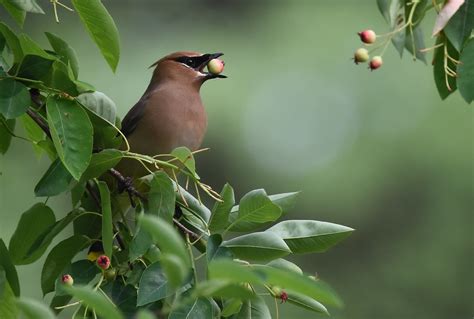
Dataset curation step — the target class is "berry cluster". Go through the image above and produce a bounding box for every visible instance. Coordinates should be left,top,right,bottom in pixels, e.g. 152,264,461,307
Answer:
353,29,383,71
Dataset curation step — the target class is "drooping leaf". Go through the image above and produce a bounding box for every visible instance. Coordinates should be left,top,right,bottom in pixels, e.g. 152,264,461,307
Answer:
98,181,113,259
0,239,19,296
41,235,89,295
8,203,55,265
404,25,427,63
71,0,120,71
16,297,55,319
8,0,44,14
222,232,291,262
0,115,15,154
80,149,122,181
227,189,282,232
457,38,474,103
0,78,30,119
171,146,198,178
63,285,124,319
265,220,353,253
34,158,73,197
444,1,474,51
266,258,303,275
46,95,93,180
286,291,329,315
45,32,79,79
0,0,26,27
146,171,175,223
209,183,235,232
77,91,117,123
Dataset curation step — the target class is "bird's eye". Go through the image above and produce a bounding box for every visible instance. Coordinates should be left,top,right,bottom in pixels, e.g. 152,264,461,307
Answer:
186,58,193,65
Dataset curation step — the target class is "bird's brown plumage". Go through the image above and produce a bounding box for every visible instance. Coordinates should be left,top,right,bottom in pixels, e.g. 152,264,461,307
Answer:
117,51,224,177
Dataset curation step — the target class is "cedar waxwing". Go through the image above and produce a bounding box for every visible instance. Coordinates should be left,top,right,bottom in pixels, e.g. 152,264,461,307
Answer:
117,51,226,178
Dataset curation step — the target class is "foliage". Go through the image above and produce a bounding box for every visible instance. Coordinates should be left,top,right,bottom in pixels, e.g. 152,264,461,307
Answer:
0,1,353,318
355,0,473,103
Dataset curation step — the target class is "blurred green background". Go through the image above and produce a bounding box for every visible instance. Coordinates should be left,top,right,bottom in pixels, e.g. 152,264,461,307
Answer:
1,1,472,318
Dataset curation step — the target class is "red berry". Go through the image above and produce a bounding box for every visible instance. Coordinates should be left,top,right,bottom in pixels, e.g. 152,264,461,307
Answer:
369,56,383,70
358,30,377,44
61,274,74,286
280,290,288,303
97,255,111,270
353,48,370,64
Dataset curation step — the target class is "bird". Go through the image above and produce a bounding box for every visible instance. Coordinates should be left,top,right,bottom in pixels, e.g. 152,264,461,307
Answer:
116,51,226,178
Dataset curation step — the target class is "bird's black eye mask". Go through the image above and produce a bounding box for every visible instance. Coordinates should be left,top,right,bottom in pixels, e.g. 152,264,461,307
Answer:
174,55,211,69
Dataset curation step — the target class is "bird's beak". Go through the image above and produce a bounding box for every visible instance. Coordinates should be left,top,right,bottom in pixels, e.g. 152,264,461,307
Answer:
197,53,227,79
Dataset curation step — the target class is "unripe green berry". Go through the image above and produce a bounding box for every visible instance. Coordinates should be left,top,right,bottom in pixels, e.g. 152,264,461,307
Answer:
354,48,370,64
104,268,116,281
207,59,225,75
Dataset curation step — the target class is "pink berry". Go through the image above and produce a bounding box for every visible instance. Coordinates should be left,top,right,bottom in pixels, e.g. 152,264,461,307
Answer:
353,48,370,64
207,59,225,75
358,30,377,44
97,255,111,270
369,56,383,70
61,274,74,286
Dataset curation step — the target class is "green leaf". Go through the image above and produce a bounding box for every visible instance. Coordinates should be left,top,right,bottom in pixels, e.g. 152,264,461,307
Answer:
376,0,393,23
41,235,89,296
444,1,474,52
8,0,44,14
268,192,299,214
169,297,220,319
228,189,282,232
193,280,254,300
433,36,459,99
54,260,100,296
209,183,235,232
18,34,51,59
46,95,93,180
404,25,427,63
457,38,474,103
0,0,26,27
45,32,79,79
266,258,302,275
80,149,122,181
252,265,343,308
0,239,19,296
0,115,15,154
222,232,291,262
98,181,113,259
207,234,233,262
0,22,22,63
43,60,79,96
232,296,271,319
19,113,44,157
16,55,54,80
146,171,175,223
139,215,191,288
0,78,30,119
0,282,18,318
8,203,55,265
102,281,137,318
287,291,329,315
129,227,153,261
16,297,55,319
208,260,264,285
34,158,73,196
265,220,353,253
71,0,120,72
77,91,116,123
63,285,124,319
136,310,155,319
171,146,198,178
136,262,174,306
222,298,243,317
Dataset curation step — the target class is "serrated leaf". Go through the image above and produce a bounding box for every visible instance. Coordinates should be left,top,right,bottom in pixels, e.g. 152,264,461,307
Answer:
265,220,353,253
0,78,30,119
72,0,120,71
46,96,93,180
457,38,474,103
8,203,55,265
16,297,55,319
34,158,73,197
222,232,291,262
63,285,123,319
41,235,89,295
209,183,235,232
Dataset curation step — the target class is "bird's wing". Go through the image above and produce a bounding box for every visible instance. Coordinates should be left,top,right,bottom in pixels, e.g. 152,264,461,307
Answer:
120,98,148,137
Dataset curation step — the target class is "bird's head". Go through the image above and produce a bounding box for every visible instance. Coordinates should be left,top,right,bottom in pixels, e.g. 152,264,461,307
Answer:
150,51,226,87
